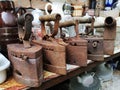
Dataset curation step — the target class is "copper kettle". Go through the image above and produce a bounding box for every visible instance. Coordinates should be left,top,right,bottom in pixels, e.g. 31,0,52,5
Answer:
0,0,18,57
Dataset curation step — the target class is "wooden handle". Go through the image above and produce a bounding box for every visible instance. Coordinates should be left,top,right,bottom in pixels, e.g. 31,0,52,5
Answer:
39,13,61,21
40,13,61,39
59,20,76,27
59,20,80,37
74,17,92,23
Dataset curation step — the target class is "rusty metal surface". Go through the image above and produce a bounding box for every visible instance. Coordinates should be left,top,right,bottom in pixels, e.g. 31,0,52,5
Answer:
59,20,88,66
104,40,114,55
33,40,67,75
65,37,87,66
85,36,104,61
7,44,43,87
103,17,116,55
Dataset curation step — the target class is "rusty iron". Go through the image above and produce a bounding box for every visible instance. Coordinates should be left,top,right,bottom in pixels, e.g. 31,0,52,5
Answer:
84,17,104,61
86,16,116,55
7,13,43,87
85,36,104,61
32,13,67,75
7,44,43,87
59,20,88,66
104,16,116,55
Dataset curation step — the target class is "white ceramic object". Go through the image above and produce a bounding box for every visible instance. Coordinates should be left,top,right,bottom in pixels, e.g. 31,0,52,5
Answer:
77,72,95,87
45,2,65,21
0,53,10,84
95,62,113,82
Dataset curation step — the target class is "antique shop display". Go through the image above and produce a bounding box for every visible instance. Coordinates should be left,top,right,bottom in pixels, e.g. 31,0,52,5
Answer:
32,13,67,75
0,0,19,56
7,13,43,87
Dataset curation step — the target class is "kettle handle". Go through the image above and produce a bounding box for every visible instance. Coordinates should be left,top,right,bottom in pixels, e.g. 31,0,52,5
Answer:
45,3,52,15
90,72,95,77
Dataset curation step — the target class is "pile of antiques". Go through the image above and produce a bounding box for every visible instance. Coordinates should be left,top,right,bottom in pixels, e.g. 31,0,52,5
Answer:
0,0,118,88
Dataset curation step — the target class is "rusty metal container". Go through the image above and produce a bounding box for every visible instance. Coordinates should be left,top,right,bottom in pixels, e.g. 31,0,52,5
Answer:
59,20,88,66
32,14,67,75
7,44,43,87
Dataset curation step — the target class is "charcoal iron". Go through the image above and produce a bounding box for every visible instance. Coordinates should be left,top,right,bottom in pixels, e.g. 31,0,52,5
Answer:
32,14,67,75
59,20,88,66
7,13,43,87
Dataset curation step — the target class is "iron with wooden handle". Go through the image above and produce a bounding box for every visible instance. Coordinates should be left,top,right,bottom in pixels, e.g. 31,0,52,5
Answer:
39,13,61,38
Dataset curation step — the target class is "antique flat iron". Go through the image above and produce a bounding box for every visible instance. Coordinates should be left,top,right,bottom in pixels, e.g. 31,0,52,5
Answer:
32,13,67,75
86,16,116,55
85,17,104,61
7,13,43,87
103,16,116,55
59,19,88,67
